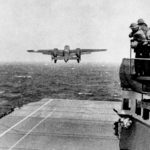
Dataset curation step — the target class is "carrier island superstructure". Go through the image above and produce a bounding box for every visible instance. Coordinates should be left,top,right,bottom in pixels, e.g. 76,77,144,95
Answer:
117,54,150,149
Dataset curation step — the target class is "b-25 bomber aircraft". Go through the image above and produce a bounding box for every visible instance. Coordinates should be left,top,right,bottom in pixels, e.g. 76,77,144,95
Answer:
27,45,107,63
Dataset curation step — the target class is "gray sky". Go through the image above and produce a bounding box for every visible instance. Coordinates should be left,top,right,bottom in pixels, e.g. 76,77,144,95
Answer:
0,0,150,63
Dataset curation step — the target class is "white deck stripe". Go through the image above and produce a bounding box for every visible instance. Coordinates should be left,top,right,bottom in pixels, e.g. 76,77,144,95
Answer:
9,108,56,150
0,99,53,138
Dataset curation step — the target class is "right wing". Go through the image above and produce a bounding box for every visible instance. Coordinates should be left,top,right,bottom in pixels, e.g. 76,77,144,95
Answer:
70,49,107,55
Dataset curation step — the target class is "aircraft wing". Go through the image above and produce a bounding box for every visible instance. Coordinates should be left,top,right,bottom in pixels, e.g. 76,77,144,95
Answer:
70,49,107,55
27,49,63,56
80,49,107,54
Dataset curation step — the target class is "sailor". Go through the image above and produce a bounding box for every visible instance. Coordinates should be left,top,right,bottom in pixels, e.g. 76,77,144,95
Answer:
129,23,147,76
146,29,150,40
144,27,150,75
146,26,150,46
137,19,150,45
137,18,149,35
129,19,149,38
129,23,147,53
137,19,150,75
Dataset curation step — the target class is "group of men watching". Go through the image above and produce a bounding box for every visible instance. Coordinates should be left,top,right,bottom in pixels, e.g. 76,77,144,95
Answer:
129,18,150,76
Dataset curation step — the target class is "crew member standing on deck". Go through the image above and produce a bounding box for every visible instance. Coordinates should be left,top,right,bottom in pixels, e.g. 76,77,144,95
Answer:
137,19,150,59
129,23,147,76
137,19,149,35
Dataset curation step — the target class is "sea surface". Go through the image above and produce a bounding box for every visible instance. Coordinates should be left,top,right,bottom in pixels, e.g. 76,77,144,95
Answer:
0,62,121,117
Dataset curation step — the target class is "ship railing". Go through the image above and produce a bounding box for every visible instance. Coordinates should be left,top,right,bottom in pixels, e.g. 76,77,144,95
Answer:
129,58,150,77
129,41,150,77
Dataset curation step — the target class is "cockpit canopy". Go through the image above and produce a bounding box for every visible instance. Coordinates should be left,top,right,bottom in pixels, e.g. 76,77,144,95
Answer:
64,45,70,51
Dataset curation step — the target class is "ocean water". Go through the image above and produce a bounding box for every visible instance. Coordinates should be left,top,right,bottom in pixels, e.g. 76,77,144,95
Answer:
0,62,121,116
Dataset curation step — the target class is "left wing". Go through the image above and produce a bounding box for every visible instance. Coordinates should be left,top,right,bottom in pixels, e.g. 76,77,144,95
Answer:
27,49,54,55
27,49,63,56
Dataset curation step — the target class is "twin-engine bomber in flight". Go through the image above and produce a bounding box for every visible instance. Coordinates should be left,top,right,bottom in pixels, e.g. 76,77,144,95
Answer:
27,45,107,63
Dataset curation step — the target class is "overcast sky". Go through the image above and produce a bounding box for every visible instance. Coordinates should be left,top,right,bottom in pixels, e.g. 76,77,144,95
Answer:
0,0,150,64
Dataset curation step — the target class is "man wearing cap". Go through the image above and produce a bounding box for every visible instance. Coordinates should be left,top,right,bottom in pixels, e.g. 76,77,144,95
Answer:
138,19,150,75
137,18,149,35
129,23,147,76
129,23,147,50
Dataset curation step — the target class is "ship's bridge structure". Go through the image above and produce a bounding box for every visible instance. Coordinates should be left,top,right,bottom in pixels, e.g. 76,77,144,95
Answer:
119,49,150,122
120,58,150,92
118,45,150,150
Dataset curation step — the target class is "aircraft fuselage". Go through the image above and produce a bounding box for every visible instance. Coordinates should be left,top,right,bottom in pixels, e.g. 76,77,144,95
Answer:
63,45,70,62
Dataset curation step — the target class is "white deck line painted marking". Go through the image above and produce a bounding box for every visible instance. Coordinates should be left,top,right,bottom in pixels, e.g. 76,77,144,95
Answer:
0,99,53,138
9,108,56,150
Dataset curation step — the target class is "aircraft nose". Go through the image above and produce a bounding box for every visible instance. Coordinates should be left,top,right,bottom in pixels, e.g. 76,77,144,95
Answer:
64,57,68,62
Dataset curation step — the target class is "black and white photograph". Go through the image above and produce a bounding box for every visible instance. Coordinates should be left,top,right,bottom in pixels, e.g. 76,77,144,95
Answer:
0,0,149,149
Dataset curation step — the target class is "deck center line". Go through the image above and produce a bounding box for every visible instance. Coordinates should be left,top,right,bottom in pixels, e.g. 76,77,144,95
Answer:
8,108,56,150
0,99,54,138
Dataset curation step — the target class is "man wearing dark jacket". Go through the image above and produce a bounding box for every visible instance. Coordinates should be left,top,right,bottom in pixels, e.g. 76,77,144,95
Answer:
137,18,149,35
129,23,147,76
129,23,147,50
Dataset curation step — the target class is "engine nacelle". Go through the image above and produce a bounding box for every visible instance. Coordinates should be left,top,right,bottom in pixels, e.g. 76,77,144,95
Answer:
76,48,81,58
76,48,81,63
51,48,58,63
53,48,58,57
